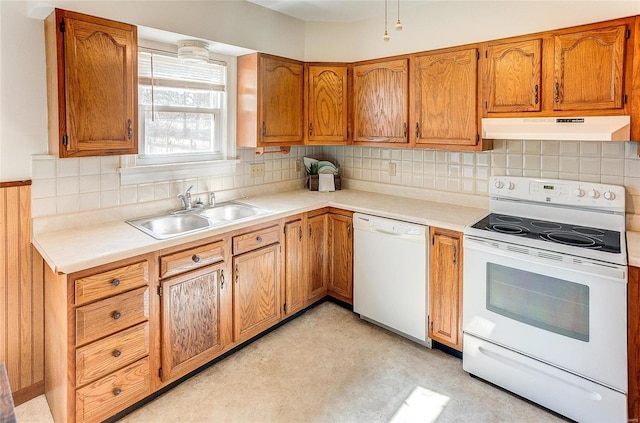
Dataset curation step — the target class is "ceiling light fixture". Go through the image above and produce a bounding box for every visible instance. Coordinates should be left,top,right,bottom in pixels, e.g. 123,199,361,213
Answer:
383,0,390,41
395,0,403,31
177,39,210,62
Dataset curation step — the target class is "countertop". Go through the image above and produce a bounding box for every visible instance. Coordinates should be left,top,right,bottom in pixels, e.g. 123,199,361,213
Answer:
627,231,640,267
32,189,488,275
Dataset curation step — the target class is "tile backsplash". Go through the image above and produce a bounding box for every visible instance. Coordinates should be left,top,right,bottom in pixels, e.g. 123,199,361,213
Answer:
32,140,640,228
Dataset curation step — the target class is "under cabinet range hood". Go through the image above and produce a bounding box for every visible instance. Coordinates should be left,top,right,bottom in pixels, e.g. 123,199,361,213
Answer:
481,116,631,141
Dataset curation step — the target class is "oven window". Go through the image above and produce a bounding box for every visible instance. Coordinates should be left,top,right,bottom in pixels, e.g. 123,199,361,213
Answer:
486,263,589,342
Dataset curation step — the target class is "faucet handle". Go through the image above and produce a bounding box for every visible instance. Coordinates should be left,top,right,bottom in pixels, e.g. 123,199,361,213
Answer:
209,192,216,207
186,185,194,195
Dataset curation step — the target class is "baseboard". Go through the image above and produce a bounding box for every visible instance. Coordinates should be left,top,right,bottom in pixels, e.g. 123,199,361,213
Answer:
12,380,44,406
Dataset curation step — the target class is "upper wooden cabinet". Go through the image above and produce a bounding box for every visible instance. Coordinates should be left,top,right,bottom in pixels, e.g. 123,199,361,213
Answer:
412,47,482,149
353,58,410,146
485,39,542,113
237,53,305,148
553,25,627,111
305,64,349,145
44,9,138,158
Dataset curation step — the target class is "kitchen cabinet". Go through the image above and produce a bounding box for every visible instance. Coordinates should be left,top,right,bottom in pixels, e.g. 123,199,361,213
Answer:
232,225,282,343
284,218,306,316
44,255,154,423
44,9,137,158
237,53,305,148
484,39,542,113
306,64,350,145
352,58,410,146
306,212,329,304
629,265,640,422
327,211,353,304
428,227,463,351
412,47,486,150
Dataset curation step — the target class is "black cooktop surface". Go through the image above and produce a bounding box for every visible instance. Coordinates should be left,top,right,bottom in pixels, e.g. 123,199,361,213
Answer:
471,213,621,254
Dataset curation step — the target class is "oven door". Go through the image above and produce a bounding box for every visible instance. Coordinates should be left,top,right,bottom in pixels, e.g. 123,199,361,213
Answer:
463,235,627,392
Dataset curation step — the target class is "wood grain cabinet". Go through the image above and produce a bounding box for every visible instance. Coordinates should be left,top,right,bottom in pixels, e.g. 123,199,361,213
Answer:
283,218,306,316
353,58,410,146
305,64,350,145
327,211,353,304
44,9,137,158
629,265,640,422
237,53,305,148
232,226,282,343
412,47,484,150
306,212,329,304
428,227,463,352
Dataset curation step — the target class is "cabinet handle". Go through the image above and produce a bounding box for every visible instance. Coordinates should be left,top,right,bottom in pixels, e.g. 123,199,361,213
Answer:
309,225,312,238
192,254,200,263
534,84,539,105
262,121,266,137
127,119,132,140
415,122,420,139
235,263,239,284
453,246,457,265
403,122,407,138
220,270,225,289
299,226,303,241
113,349,122,358
347,223,351,239
111,279,120,287
256,236,262,243
309,122,313,136
113,388,122,396
112,311,121,320
554,82,560,103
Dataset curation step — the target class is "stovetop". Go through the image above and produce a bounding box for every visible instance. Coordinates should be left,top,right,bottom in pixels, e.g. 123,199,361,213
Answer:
471,213,621,254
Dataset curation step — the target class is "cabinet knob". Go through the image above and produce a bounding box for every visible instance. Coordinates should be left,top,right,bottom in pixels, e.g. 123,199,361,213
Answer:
256,236,262,243
111,279,120,287
192,254,200,263
113,349,122,358
112,311,121,320
113,388,122,396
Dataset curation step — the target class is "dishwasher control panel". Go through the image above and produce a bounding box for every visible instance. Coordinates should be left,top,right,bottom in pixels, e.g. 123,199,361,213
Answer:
357,214,424,236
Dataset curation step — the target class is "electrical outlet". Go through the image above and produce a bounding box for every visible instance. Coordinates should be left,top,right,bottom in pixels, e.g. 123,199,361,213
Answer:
250,163,265,178
389,162,397,176
295,159,302,173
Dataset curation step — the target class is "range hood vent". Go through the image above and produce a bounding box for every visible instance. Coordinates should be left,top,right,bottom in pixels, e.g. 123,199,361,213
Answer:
482,116,630,141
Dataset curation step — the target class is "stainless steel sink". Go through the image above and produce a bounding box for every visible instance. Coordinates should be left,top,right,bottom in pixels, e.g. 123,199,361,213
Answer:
126,202,271,239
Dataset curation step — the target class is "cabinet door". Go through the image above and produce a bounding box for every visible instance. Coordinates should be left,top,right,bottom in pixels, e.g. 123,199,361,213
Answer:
160,264,225,381
413,48,479,147
233,244,281,342
307,65,349,144
58,11,137,157
353,59,409,144
429,227,463,351
328,214,353,304
485,39,542,113
307,214,328,304
260,55,305,144
284,220,305,316
553,25,627,111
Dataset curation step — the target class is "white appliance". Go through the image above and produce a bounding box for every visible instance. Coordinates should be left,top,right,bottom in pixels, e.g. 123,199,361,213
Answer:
353,213,431,347
463,176,628,423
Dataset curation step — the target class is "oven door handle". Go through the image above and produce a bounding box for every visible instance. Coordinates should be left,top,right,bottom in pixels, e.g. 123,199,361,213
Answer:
464,236,627,282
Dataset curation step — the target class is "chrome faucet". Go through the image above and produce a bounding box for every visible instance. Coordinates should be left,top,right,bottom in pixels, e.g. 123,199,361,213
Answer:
178,185,194,210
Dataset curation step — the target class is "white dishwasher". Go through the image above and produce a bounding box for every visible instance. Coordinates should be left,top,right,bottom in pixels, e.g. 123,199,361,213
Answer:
353,213,431,347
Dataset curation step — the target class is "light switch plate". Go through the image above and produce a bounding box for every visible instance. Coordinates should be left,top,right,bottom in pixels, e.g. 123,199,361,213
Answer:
250,163,265,178
389,162,397,176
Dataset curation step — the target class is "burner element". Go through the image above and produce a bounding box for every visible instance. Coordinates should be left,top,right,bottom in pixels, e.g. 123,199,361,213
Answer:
572,227,605,237
541,231,604,249
490,224,529,235
531,220,562,230
495,215,523,224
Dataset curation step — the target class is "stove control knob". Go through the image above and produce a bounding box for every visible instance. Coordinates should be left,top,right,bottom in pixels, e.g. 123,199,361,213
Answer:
574,188,585,198
604,190,615,201
494,180,504,189
589,189,600,199
507,181,515,190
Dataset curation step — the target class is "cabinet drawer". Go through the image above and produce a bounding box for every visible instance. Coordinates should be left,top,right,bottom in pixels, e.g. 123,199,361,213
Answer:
75,357,150,423
160,241,224,279
233,225,280,255
76,287,149,346
76,322,149,386
75,261,148,305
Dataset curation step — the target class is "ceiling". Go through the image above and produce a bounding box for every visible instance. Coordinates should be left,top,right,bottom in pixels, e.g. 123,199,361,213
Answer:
246,0,425,23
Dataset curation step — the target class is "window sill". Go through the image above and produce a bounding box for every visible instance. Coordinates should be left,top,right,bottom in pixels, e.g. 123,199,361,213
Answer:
118,159,240,185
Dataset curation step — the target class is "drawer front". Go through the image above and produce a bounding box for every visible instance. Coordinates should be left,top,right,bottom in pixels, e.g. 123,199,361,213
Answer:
160,241,224,279
75,261,149,305
76,287,149,346
233,225,280,255
76,322,149,386
75,357,150,423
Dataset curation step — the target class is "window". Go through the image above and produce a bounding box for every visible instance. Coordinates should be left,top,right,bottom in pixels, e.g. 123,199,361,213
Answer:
137,49,228,165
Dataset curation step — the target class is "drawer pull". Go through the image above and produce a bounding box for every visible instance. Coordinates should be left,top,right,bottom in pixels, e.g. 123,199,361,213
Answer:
112,311,121,320
256,236,262,243
192,254,200,263
113,349,122,358
113,387,122,396
220,270,225,290
111,279,120,287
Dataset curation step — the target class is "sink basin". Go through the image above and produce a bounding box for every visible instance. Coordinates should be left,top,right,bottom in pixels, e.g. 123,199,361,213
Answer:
197,202,264,222
127,213,211,240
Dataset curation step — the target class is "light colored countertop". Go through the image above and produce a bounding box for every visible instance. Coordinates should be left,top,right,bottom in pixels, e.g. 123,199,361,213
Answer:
32,189,488,275
627,231,640,267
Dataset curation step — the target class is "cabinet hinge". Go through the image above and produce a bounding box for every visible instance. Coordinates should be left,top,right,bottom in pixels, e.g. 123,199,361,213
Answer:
283,303,287,313
476,134,480,144
432,236,435,245
626,28,631,39
623,94,628,104
283,226,287,235
157,286,162,296
159,368,163,378
476,50,480,60
485,50,488,59
59,20,65,33
62,134,68,147
484,101,488,109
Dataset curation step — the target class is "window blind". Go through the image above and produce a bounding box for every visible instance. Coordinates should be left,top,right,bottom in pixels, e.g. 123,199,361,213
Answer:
138,50,226,91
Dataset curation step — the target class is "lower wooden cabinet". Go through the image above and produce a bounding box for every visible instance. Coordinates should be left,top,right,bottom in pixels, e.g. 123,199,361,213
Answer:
307,213,329,304
629,265,640,422
428,227,463,351
327,211,353,304
284,218,306,316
